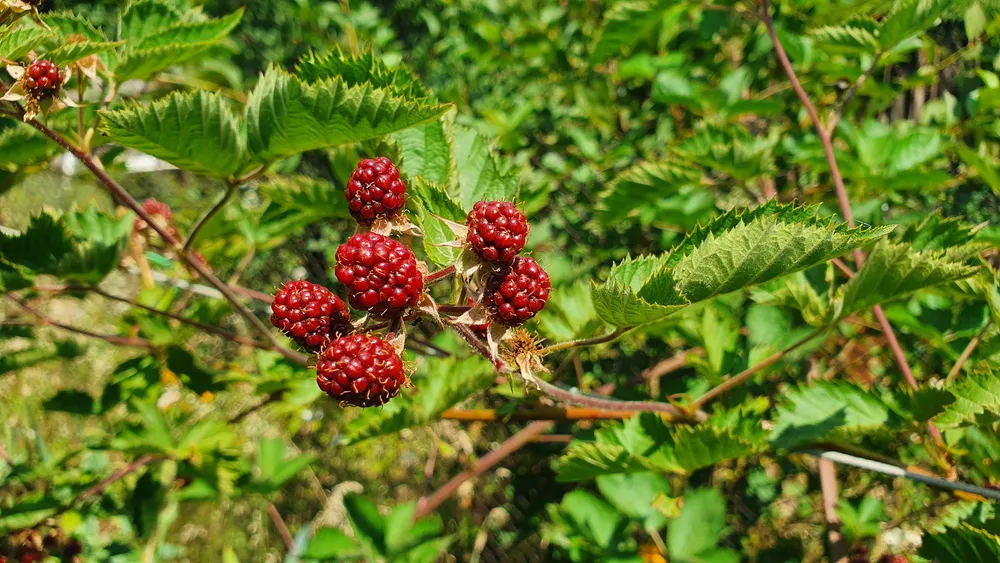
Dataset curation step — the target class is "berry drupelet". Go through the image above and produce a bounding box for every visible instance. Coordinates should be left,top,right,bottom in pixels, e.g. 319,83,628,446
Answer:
23,60,62,97
345,157,407,223
484,256,550,326
270,281,351,351
466,200,528,263
334,232,424,317
316,333,406,407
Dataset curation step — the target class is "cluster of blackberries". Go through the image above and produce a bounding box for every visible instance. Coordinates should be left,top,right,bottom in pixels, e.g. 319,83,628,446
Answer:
269,157,550,407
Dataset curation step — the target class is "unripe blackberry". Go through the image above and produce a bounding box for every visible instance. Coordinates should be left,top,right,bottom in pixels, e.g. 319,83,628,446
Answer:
334,232,423,317
316,333,406,407
134,198,176,238
270,281,351,351
466,200,528,263
484,256,550,326
24,60,62,96
345,157,406,223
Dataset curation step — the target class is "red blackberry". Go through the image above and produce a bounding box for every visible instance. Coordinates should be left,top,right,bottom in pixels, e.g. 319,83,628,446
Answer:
345,157,406,223
484,256,550,326
134,198,175,236
466,200,528,263
23,60,62,96
316,333,406,407
334,232,423,317
270,281,351,351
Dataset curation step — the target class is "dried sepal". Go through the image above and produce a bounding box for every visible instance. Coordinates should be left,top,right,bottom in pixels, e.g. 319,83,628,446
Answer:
416,292,444,329
1,0,50,29
454,302,489,327
501,328,548,389
485,322,511,363
387,327,407,356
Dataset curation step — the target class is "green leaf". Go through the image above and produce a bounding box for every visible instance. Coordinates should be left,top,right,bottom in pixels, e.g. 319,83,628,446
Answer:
44,11,109,42
409,178,466,267
896,212,980,252
554,441,659,482
920,524,1000,562
878,0,956,49
394,111,456,187
101,90,246,178
0,213,75,273
45,40,125,66
668,488,728,562
344,495,387,555
0,123,58,168
836,240,982,319
453,125,519,210
115,9,243,80
303,528,362,559
598,160,703,224
936,368,1000,427
56,207,134,285
590,0,669,64
0,26,54,61
667,425,759,473
771,381,890,449
808,23,880,54
246,67,451,162
592,202,892,327
596,472,671,529
558,490,628,549
295,48,430,101
120,0,185,43
956,144,1000,196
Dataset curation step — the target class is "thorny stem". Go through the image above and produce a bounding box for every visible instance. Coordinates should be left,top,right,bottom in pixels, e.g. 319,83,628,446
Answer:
8,294,154,349
437,304,471,315
945,319,992,385
692,328,825,409
760,0,952,471
425,264,457,286
532,378,699,421
21,116,304,364
539,326,634,355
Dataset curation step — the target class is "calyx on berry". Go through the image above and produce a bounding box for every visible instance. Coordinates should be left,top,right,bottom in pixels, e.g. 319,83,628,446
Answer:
270,280,352,351
316,333,407,407
334,232,424,318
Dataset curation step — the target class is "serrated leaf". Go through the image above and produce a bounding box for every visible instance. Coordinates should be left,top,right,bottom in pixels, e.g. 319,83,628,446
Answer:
410,178,466,267
896,212,980,252
115,9,243,80
119,0,186,43
45,40,125,65
101,90,246,178
246,67,451,162
344,495,387,554
836,240,982,319
0,26,54,61
598,160,703,224
667,425,759,473
304,528,362,559
592,202,891,327
554,441,659,482
44,11,108,42
771,381,890,449
878,0,956,49
394,110,456,188
809,24,879,54
673,126,777,182
295,48,430,101
259,175,350,220
920,524,1000,562
453,125,519,210
0,213,75,272
596,472,671,529
936,368,1000,427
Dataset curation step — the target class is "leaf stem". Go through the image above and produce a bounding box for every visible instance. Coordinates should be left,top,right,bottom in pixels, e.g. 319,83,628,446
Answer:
692,328,825,409
539,326,634,355
440,406,638,422
532,378,699,421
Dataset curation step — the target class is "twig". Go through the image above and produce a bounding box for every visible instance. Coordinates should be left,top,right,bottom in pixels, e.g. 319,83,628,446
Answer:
540,326,633,355
8,295,153,349
819,459,848,562
268,503,294,551
533,379,697,421
831,258,855,279
945,319,992,384
692,328,825,409
183,182,237,253
440,406,639,422
21,117,303,364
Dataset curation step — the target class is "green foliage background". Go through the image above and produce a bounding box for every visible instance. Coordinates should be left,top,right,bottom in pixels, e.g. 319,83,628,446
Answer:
2,0,1000,561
